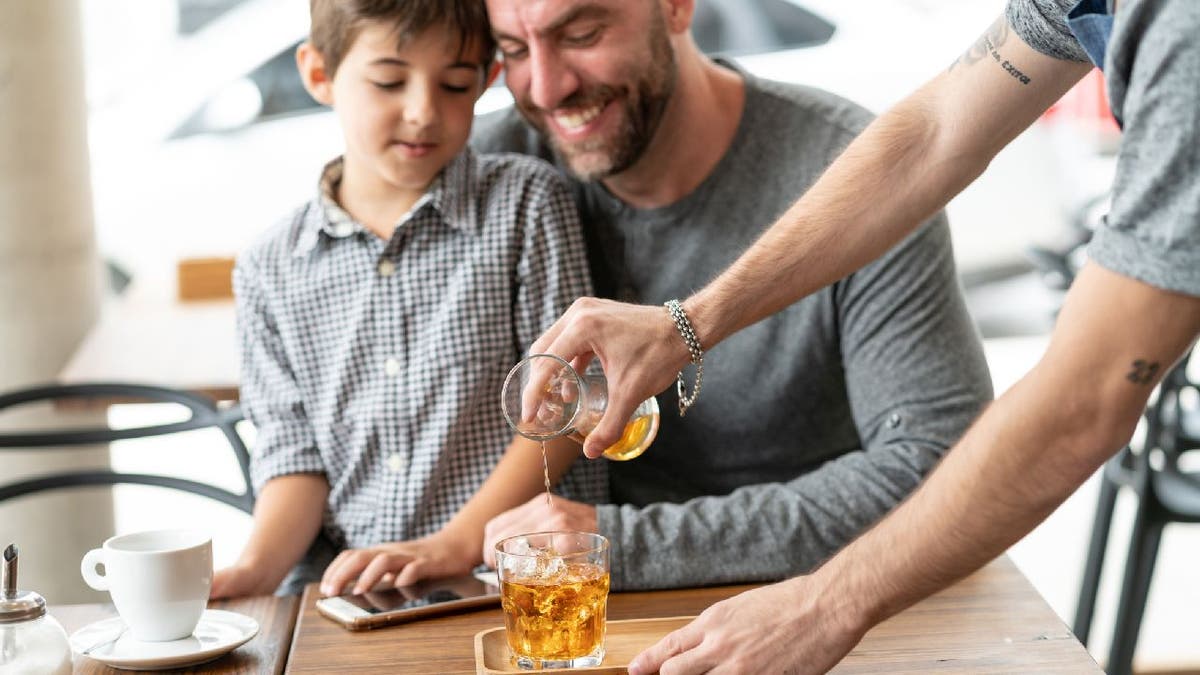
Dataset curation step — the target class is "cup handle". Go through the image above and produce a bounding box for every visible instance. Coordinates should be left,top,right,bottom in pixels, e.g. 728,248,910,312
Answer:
80,548,109,591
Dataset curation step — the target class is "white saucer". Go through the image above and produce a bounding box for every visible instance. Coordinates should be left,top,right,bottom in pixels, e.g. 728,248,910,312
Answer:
70,609,259,671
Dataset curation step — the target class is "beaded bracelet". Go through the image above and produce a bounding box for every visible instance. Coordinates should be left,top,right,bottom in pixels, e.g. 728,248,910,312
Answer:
664,299,703,416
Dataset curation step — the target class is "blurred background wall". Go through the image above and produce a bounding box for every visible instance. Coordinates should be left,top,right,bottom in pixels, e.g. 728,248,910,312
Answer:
0,0,110,603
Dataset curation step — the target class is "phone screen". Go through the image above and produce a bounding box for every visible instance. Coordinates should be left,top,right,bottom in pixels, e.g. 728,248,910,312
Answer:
337,576,497,615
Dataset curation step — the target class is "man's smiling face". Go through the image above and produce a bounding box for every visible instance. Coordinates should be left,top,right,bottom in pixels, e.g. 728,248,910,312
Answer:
487,0,677,181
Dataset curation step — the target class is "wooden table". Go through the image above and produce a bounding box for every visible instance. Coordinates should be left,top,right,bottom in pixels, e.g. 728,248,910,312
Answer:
58,276,240,401
56,594,299,674
285,556,1099,673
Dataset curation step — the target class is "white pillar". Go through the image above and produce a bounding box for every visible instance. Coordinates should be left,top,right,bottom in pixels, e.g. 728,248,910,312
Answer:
0,0,112,603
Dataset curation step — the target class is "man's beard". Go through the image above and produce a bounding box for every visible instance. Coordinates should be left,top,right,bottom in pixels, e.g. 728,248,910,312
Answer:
517,18,676,181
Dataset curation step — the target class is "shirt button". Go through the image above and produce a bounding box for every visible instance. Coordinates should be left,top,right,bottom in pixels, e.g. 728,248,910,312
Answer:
384,357,401,376
387,453,407,473
887,413,902,429
334,223,353,237
378,260,395,277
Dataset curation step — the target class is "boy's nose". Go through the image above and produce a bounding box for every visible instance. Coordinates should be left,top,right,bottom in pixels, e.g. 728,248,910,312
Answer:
404,85,437,127
527,45,579,112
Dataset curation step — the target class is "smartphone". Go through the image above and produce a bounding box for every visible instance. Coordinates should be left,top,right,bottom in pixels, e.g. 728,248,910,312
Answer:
316,574,500,631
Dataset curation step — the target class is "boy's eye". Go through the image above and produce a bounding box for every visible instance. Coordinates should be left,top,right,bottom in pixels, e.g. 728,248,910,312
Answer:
371,80,404,90
442,84,471,94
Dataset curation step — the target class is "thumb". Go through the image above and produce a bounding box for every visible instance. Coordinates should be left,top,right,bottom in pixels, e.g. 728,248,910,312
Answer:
583,393,637,458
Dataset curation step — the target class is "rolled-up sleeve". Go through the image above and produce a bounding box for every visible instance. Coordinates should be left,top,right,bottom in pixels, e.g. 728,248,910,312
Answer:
1006,0,1090,62
233,254,325,493
1089,2,1200,297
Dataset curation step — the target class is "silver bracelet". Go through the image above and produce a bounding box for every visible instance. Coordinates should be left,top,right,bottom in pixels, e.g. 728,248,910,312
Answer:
664,299,703,416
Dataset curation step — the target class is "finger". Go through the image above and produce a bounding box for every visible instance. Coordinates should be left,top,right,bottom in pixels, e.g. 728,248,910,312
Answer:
354,552,410,595
568,353,594,378
582,388,640,458
521,300,594,425
628,625,705,675
393,558,429,588
541,309,597,375
318,551,351,596
528,303,571,356
321,550,371,597
519,355,559,425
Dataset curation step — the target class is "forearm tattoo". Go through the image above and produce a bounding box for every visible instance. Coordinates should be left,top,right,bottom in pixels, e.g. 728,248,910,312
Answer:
949,17,1032,85
1126,359,1161,385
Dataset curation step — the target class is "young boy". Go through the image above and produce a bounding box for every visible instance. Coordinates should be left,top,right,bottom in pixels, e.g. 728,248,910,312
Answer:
212,0,604,598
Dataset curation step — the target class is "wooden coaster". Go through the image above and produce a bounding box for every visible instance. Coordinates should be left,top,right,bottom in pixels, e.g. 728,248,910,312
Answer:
475,616,693,674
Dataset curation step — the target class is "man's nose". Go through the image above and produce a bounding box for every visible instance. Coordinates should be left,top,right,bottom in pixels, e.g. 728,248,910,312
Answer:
527,44,578,111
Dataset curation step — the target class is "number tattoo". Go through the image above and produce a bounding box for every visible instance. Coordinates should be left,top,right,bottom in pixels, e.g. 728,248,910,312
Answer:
1126,359,1161,385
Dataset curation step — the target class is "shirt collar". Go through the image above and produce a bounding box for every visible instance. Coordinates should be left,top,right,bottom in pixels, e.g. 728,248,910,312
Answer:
292,149,480,257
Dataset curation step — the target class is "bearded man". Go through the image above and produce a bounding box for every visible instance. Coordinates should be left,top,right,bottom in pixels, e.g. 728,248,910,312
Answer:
472,0,995,591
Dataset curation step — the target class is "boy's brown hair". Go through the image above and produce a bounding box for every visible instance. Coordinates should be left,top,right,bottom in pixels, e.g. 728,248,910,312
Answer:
309,0,496,79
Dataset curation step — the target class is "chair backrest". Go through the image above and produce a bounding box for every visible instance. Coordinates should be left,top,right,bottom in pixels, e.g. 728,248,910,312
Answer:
0,383,254,513
1149,348,1200,481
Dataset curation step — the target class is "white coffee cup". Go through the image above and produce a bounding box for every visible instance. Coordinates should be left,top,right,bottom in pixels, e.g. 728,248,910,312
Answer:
80,529,212,642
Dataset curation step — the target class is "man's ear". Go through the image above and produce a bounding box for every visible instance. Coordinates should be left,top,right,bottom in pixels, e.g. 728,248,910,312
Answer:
661,0,695,34
296,42,334,105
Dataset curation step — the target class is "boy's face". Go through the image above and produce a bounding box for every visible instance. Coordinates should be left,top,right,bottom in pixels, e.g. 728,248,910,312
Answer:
487,0,678,181
301,22,489,197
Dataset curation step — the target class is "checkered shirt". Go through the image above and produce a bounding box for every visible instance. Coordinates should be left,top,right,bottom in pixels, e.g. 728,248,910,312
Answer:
234,147,607,549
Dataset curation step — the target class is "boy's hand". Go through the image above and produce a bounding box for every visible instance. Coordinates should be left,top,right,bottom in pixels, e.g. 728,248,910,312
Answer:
211,564,275,599
319,533,478,597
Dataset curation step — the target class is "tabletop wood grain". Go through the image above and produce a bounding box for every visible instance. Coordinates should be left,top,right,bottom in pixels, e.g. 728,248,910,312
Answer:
56,594,299,674
285,555,1099,674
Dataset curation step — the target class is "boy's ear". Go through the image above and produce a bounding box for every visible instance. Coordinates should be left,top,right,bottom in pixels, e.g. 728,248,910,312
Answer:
483,61,502,91
296,42,334,105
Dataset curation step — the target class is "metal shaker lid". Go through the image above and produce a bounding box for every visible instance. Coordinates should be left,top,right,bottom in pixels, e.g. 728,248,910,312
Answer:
0,544,47,623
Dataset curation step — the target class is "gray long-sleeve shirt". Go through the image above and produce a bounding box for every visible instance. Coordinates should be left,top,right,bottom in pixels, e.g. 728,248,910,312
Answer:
473,65,994,590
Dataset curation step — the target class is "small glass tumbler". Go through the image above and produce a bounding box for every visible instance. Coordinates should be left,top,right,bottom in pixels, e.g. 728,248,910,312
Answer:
501,354,660,461
495,531,610,669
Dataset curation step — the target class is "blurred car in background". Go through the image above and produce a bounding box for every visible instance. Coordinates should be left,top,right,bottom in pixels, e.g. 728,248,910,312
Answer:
86,0,1090,292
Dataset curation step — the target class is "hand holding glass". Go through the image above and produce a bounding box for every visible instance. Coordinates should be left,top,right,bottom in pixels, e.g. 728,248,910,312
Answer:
501,354,659,460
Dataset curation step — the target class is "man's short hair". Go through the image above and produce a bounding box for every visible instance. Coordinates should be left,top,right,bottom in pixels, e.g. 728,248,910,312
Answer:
308,0,496,79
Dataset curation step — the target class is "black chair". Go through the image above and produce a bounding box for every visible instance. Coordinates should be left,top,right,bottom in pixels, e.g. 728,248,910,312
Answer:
0,382,254,514
1072,350,1200,675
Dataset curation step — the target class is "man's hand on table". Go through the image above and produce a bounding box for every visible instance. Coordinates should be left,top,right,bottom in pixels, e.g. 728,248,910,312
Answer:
482,495,599,567
628,575,866,675
530,298,690,458
319,532,477,597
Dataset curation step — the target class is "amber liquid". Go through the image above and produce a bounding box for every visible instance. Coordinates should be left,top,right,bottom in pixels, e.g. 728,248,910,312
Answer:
501,561,610,661
569,412,660,461
540,441,552,506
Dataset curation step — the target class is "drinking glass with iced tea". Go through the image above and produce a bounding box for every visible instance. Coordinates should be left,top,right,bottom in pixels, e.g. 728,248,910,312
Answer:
501,354,659,461
495,532,610,669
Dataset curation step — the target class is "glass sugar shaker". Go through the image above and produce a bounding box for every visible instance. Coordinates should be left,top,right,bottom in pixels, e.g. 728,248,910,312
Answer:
0,544,72,675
